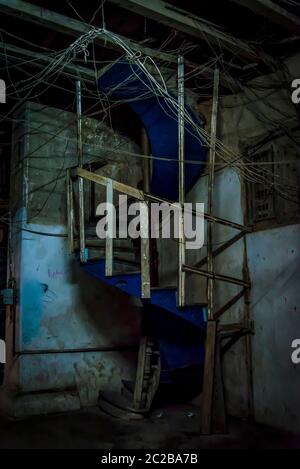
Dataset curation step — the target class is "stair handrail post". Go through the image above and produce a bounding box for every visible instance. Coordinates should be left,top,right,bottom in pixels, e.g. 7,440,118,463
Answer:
66,168,75,253
140,198,151,299
177,54,185,307
105,178,114,277
76,79,86,263
207,66,220,321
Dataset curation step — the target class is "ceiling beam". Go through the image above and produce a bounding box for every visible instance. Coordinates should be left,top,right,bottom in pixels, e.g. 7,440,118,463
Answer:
0,0,178,65
0,43,95,83
0,0,242,91
0,41,239,92
228,0,300,34
108,0,268,62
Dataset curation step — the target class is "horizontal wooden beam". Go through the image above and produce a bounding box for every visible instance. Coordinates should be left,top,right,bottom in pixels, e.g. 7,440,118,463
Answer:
76,167,144,200
190,231,245,270
229,0,300,34
0,43,95,82
182,264,251,288
0,0,178,65
108,0,269,62
214,288,247,320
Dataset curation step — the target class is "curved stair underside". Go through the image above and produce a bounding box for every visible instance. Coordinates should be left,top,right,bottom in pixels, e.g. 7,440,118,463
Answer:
98,60,207,201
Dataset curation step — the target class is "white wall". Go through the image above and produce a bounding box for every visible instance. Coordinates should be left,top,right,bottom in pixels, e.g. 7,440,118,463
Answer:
247,224,300,432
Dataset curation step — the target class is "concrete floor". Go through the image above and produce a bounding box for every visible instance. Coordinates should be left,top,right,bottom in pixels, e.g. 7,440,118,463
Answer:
0,404,299,449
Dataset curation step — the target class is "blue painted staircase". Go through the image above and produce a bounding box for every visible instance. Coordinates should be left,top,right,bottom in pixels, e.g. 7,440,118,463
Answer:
72,59,209,411
81,257,206,372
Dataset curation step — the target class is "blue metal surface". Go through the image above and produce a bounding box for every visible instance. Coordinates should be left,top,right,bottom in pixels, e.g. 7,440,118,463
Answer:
81,256,206,372
98,60,207,200
81,258,206,330
144,303,205,370
82,257,206,371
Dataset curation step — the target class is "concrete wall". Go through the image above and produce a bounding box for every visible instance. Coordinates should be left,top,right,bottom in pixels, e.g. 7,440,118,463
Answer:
247,224,300,432
0,102,142,417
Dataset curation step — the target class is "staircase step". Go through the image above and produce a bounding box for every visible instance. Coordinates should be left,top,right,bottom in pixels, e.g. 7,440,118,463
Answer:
114,270,141,276
84,256,140,273
87,256,139,266
81,258,206,328
148,288,206,329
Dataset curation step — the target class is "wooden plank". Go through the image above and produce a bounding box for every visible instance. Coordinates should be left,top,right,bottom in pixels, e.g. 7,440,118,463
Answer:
105,178,114,277
212,339,227,434
201,320,217,434
229,0,300,34
207,66,219,321
78,176,85,263
146,193,253,232
66,170,75,253
109,0,262,61
77,168,144,200
76,80,86,263
141,127,150,193
182,264,251,289
177,56,185,308
133,336,148,410
214,288,247,320
193,232,245,270
140,201,151,299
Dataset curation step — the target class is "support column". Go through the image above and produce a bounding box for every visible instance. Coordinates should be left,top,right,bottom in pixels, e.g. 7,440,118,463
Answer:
177,55,185,307
201,66,221,434
76,80,86,263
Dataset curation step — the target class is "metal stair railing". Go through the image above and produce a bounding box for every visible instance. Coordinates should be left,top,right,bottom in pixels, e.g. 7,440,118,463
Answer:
66,166,151,299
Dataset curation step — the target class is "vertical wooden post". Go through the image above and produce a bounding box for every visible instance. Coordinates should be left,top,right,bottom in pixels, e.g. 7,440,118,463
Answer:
201,320,217,434
177,55,185,307
133,336,148,410
212,338,227,433
66,169,74,253
201,66,220,434
207,66,219,321
76,80,86,263
141,127,150,193
105,178,113,277
140,200,150,299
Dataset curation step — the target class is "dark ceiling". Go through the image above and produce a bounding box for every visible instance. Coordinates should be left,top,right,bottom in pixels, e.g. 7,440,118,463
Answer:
2,0,300,63
0,0,299,134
